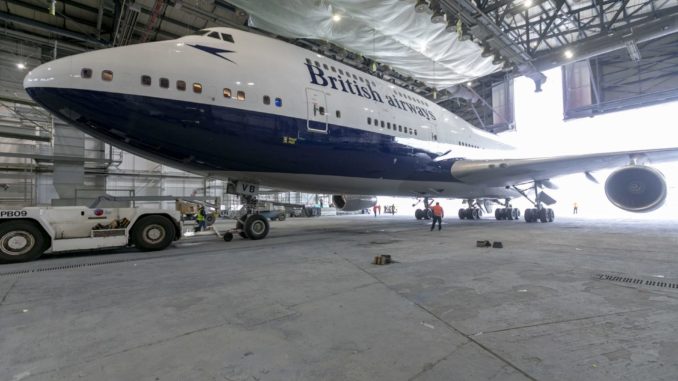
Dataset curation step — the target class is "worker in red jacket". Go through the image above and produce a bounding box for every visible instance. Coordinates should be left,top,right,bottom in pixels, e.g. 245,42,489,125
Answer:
430,202,444,231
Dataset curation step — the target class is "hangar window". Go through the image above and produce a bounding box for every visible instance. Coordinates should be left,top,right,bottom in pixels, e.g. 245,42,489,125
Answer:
141,75,151,86
263,95,270,105
275,97,282,107
159,77,169,88
221,33,234,43
176,80,186,91
193,83,202,93
81,68,92,79
331,66,336,73
236,90,246,101
207,31,221,40
101,70,113,81
323,64,329,70
223,88,232,98
336,110,341,118
367,117,371,124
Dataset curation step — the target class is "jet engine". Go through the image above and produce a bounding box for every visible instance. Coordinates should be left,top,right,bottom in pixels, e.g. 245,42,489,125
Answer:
604,166,667,213
332,195,377,211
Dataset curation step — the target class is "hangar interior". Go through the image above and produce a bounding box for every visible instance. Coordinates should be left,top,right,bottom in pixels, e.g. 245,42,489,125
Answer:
0,0,676,207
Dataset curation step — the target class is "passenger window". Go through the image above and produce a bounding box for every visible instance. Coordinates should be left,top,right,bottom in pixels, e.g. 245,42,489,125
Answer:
159,78,169,88
339,69,344,75
359,77,364,83
374,119,379,126
81,68,92,79
221,33,234,43
176,80,186,91
414,130,417,136
318,106,325,115
193,83,202,93
207,31,221,40
380,121,384,128
352,74,357,80
314,61,320,68
223,88,232,98
275,97,283,107
367,117,372,124
409,129,413,135
306,58,312,65
434,135,438,141
331,66,336,72
237,91,245,101
398,125,402,132
323,64,329,70
387,122,390,129
141,75,151,86
101,70,113,81
263,95,270,105
336,110,341,118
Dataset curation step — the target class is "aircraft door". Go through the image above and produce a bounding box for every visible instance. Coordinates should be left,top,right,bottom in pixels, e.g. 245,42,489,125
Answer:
305,88,328,133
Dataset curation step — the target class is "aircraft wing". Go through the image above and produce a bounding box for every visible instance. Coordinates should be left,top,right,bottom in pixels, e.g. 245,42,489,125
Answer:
450,147,678,187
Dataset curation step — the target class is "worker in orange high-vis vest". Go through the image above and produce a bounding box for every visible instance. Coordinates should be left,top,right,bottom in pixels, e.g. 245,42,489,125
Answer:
430,202,444,231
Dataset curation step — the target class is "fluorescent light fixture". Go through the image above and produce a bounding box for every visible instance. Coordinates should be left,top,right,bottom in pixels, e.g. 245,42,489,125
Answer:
16,63,26,70
332,14,341,22
524,0,533,7
564,49,574,59
247,82,254,86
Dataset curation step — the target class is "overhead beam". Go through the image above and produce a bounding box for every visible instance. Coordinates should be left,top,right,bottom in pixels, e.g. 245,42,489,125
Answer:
0,11,108,47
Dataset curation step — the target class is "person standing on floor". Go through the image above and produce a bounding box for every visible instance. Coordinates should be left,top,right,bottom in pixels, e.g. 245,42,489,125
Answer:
573,202,578,214
430,202,444,231
373,204,378,217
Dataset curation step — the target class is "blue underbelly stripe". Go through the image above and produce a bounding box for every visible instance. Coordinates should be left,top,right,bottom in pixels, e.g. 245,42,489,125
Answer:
26,87,459,182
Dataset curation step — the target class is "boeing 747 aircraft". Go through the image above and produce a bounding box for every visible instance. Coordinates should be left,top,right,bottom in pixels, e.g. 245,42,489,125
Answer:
23,27,678,239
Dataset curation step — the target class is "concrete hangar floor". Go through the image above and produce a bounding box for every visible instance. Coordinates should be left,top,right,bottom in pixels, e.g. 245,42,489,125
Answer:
1,215,677,380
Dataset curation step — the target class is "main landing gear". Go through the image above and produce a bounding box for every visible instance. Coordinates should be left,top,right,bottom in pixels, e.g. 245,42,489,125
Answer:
494,199,521,221
414,197,433,220
458,199,484,220
513,181,556,223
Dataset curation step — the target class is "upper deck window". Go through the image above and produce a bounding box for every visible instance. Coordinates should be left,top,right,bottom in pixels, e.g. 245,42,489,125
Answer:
101,70,113,81
141,75,151,86
221,33,234,43
159,78,169,88
176,80,186,91
193,83,202,93
81,68,92,79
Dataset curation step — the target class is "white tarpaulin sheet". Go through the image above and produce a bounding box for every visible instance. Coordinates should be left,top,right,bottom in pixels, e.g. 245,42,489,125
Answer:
227,0,500,89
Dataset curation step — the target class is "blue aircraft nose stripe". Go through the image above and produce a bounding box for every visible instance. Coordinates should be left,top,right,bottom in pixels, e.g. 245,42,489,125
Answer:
187,44,236,64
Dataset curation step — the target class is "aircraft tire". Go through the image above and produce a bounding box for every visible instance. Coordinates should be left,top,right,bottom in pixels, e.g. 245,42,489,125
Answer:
514,208,521,220
424,208,433,220
524,208,533,223
548,208,555,222
223,232,233,242
415,209,424,220
494,209,501,220
0,220,47,263
244,215,269,240
510,208,518,220
472,209,480,220
539,208,549,223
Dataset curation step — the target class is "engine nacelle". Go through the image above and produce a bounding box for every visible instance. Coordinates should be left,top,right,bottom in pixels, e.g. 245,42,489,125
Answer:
332,195,377,211
604,166,667,213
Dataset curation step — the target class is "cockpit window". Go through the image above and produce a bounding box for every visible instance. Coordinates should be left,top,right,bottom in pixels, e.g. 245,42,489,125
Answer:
221,34,234,43
207,31,221,40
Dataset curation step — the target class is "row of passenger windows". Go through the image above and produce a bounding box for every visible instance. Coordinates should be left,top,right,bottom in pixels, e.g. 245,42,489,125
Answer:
305,57,427,106
459,141,480,149
80,68,284,107
366,117,417,136
306,58,377,88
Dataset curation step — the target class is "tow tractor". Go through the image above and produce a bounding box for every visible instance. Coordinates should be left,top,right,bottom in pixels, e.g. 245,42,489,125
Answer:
0,207,182,263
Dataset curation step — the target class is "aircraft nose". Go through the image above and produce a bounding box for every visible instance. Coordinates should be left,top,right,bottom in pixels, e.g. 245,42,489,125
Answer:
23,57,72,94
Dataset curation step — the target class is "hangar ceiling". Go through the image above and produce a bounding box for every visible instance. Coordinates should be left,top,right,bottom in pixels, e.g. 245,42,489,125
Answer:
0,0,676,127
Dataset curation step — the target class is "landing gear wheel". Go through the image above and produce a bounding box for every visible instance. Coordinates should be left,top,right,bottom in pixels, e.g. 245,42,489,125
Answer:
495,209,502,220
471,208,480,220
547,208,555,222
524,208,534,223
0,221,46,263
223,232,233,242
510,208,519,220
459,208,467,220
133,215,175,251
514,208,521,220
244,214,270,240
424,208,433,220
538,208,549,223
415,209,424,220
